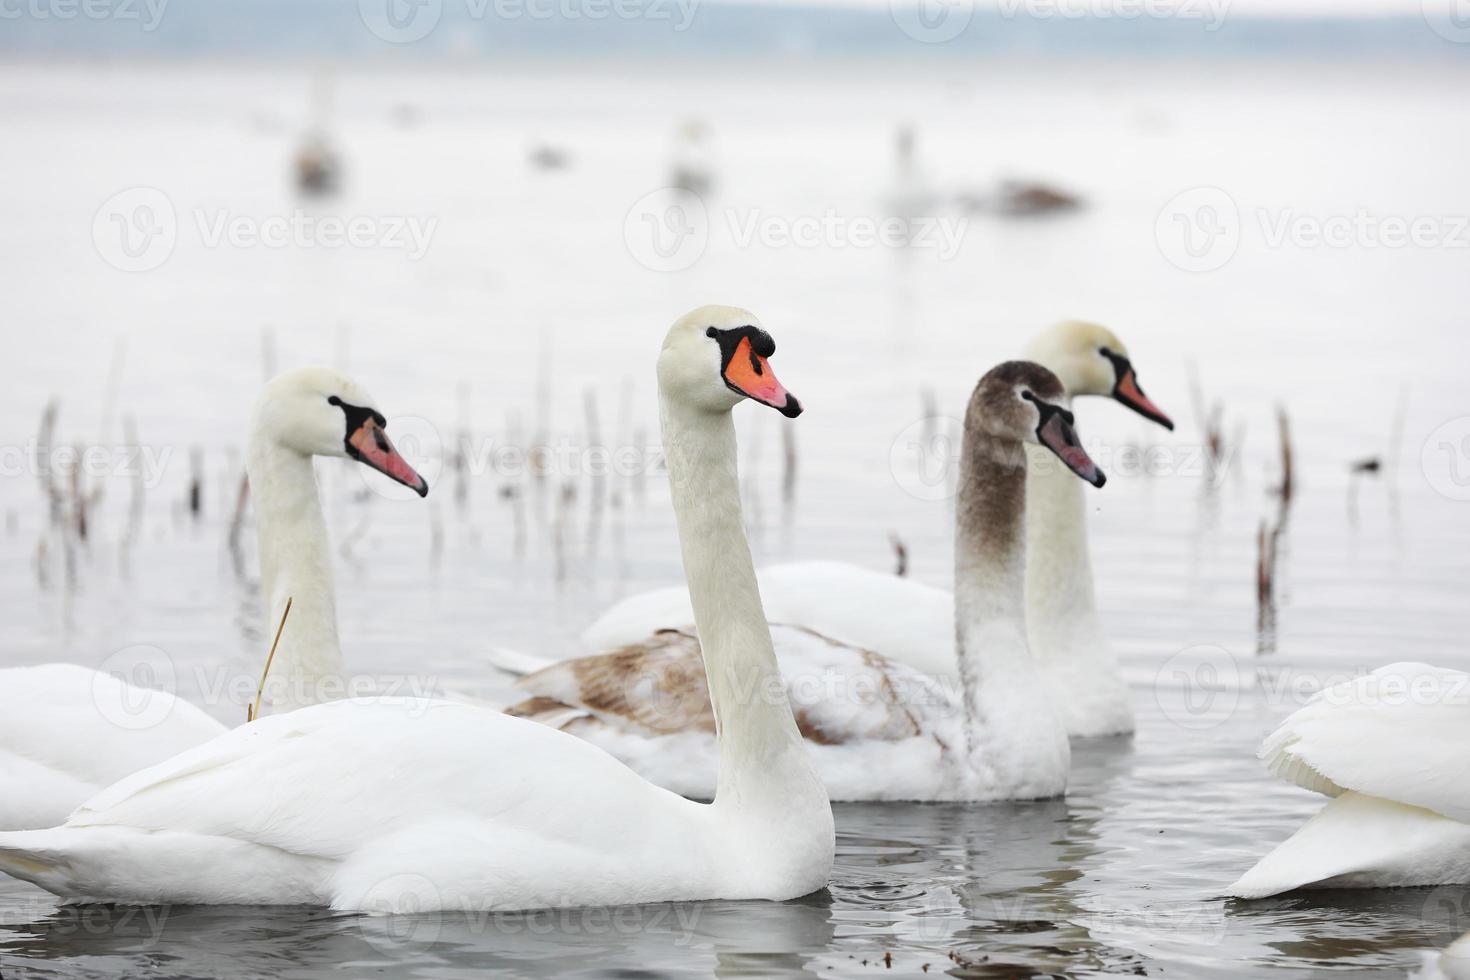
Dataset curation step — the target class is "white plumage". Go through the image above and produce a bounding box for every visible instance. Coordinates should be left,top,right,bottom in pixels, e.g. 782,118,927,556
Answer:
1229,662,1470,898
0,306,835,911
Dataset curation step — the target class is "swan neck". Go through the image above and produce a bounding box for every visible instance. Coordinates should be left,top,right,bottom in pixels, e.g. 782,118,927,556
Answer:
953,429,1034,716
659,395,824,813
245,432,345,713
1024,437,1101,654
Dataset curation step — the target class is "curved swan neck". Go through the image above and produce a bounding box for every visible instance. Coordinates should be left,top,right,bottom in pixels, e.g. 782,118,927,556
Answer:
954,431,1029,675
245,431,345,713
659,395,824,814
1024,435,1102,651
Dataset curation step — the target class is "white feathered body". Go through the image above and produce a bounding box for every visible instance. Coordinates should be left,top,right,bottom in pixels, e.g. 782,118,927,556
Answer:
0,664,225,830
0,697,832,910
1229,663,1470,898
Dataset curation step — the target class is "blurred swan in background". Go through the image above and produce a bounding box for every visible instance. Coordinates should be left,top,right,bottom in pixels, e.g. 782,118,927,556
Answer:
0,368,427,830
0,306,833,911
1229,662,1470,899
1415,931,1470,980
504,360,1107,801
560,321,1172,738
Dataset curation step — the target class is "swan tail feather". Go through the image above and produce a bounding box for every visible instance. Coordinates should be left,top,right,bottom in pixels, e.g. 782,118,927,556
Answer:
0,829,77,895
1228,792,1470,899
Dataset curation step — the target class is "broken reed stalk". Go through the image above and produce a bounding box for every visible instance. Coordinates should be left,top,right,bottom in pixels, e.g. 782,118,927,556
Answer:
890,532,908,578
247,596,293,723
38,400,61,525
188,446,204,519
1276,405,1293,504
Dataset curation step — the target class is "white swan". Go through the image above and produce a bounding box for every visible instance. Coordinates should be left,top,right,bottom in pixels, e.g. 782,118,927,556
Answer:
568,321,1171,737
0,306,833,911
1228,662,1470,899
505,360,1109,801
0,368,427,830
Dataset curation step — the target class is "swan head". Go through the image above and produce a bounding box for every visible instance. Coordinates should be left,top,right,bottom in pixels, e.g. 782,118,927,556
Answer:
1025,320,1173,431
658,305,802,418
252,367,429,497
972,360,1106,488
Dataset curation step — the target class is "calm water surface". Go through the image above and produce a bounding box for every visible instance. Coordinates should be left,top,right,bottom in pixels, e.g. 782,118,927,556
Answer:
1,57,1469,977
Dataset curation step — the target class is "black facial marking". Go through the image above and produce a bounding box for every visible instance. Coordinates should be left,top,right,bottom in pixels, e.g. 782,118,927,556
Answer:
706,324,777,393
1098,347,1133,395
327,395,387,457
1023,389,1075,441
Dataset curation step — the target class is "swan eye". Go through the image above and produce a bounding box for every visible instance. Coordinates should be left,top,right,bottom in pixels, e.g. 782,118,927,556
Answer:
1099,346,1112,358
1020,390,1036,402
705,327,718,339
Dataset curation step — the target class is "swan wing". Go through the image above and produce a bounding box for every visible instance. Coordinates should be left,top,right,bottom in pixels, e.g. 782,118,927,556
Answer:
581,561,958,681
0,698,708,905
1260,662,1470,821
516,625,956,747
580,586,696,652
0,664,226,829
70,698,685,848
1228,792,1470,898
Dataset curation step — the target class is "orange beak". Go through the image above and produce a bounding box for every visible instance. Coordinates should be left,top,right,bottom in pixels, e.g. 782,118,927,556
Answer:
722,336,802,418
347,418,429,497
1113,365,1174,431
